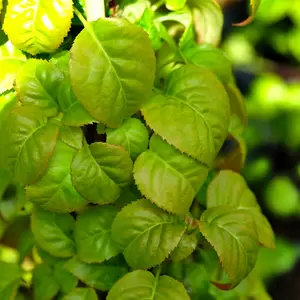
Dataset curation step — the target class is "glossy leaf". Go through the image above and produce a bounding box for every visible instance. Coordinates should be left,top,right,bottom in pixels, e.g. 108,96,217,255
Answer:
166,0,186,11
107,270,190,300
142,65,230,166
111,199,186,268
207,170,275,248
32,264,60,300
234,0,261,26
15,59,64,115
31,207,75,258
182,44,233,84
134,135,208,214
0,106,59,186
3,0,73,55
106,118,149,160
74,206,121,263
187,0,223,46
170,232,198,262
57,78,95,126
65,256,128,291
62,288,97,300
26,140,88,213
199,206,259,288
0,33,26,94
70,18,155,127
0,262,21,300
71,142,133,204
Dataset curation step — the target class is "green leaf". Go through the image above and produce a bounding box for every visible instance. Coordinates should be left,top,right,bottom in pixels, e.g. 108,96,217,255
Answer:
65,256,128,291
62,288,97,300
59,127,84,150
74,206,121,263
142,65,230,167
50,51,70,75
0,32,27,94
234,0,261,26
31,207,75,258
106,118,149,160
53,262,78,294
111,199,186,268
3,0,73,55
120,0,150,23
32,264,60,300
207,170,275,249
134,135,208,214
199,206,259,288
0,106,60,186
187,0,223,46
170,232,198,262
26,140,87,213
69,18,155,127
71,142,133,204
15,59,64,116
182,44,233,84
166,0,187,11
17,229,35,263
57,78,95,126
0,262,21,300
107,270,190,300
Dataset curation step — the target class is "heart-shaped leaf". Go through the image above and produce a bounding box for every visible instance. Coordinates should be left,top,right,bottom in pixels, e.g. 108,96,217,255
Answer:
111,199,186,268
71,142,133,204
74,206,121,263
3,0,73,55
206,170,275,248
106,118,149,160
31,207,75,258
62,288,97,300
134,135,208,214
70,18,155,127
26,140,88,213
107,270,190,300
142,65,230,166
199,206,259,288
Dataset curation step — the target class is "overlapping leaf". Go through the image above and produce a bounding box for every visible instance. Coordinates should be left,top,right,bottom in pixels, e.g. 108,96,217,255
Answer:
70,18,155,127
199,206,259,288
206,170,275,248
134,135,208,214
142,65,230,166
3,0,73,55
111,199,186,268
71,142,133,204
74,206,121,263
107,270,190,300
26,140,88,213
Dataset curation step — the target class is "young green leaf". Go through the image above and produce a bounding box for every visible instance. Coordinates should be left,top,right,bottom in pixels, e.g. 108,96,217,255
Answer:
0,262,21,300
57,78,95,126
206,170,275,248
111,199,186,268
59,127,84,150
0,106,59,186
69,18,155,127
26,140,88,213
187,0,223,46
166,0,187,11
64,256,128,291
134,135,208,214
142,65,230,167
199,206,259,288
170,232,198,262
15,59,64,116
0,32,27,94
106,118,149,160
32,264,60,300
107,270,190,300
74,206,121,263
31,207,75,258
3,0,73,55
182,44,233,84
71,142,133,204
62,288,97,300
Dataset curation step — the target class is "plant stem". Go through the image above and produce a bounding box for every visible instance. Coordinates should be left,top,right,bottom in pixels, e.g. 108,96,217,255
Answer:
152,0,165,12
85,0,106,21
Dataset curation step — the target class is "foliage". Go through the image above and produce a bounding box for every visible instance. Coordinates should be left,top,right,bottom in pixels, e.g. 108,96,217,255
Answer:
0,0,273,299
